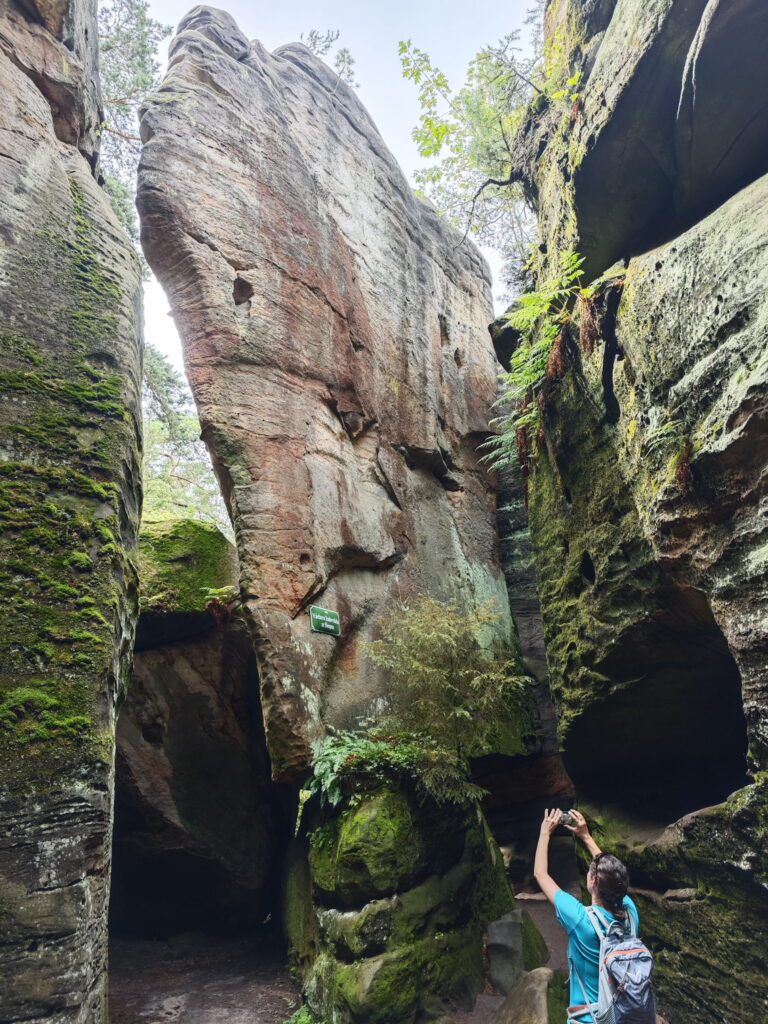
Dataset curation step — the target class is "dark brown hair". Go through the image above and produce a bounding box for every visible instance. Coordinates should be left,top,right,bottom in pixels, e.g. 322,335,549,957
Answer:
590,852,629,920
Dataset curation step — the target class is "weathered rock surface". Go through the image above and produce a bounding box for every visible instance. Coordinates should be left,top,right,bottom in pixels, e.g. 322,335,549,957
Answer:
137,6,514,781
510,2,768,1018
490,967,567,1024
112,519,285,937
515,0,768,280
0,1,142,1020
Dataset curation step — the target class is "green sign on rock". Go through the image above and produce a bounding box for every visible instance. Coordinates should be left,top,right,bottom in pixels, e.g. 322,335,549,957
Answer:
309,605,341,637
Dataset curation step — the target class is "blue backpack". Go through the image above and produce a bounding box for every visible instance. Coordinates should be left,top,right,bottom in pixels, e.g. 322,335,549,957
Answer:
568,906,656,1024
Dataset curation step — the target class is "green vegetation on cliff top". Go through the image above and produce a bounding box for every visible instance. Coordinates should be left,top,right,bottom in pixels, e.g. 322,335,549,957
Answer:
138,517,236,614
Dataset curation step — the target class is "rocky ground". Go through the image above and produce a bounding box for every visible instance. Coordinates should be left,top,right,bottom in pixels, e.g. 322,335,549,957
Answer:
109,935,506,1024
109,934,300,1024
108,945,513,1024
108,900,568,1024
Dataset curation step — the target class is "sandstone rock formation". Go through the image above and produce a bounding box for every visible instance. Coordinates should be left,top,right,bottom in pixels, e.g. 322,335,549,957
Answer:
0,1,143,1020
137,9,544,1019
490,967,567,1024
514,0,768,282
502,1,768,1019
112,519,287,937
137,6,514,782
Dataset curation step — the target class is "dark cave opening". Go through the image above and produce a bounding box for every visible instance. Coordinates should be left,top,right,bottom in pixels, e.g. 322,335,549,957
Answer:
108,617,296,943
562,586,750,826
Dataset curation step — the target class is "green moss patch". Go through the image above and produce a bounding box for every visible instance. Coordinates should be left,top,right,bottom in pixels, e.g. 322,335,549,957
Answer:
138,517,236,614
0,167,140,789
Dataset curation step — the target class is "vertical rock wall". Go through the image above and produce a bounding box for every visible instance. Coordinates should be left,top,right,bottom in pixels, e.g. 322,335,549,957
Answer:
507,1,768,1020
137,7,515,781
0,2,143,1020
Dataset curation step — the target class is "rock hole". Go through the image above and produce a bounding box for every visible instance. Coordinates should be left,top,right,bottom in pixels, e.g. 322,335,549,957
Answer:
140,721,164,746
579,551,596,584
453,348,463,368
233,277,253,306
563,586,749,825
299,553,311,567
438,313,450,345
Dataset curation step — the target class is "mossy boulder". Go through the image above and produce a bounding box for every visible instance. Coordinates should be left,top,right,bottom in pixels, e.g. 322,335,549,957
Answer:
293,783,524,1023
305,925,485,1024
138,517,237,615
309,788,464,907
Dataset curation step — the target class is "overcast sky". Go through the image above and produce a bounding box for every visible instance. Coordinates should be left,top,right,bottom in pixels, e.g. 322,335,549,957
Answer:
142,0,534,371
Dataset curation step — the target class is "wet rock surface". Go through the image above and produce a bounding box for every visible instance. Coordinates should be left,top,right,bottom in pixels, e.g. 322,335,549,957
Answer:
0,0,142,1020
138,6,513,781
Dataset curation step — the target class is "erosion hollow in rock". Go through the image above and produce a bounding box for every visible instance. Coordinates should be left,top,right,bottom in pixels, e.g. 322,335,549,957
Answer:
563,584,749,825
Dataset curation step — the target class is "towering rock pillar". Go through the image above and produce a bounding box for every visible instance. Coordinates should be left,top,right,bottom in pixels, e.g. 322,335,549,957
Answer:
0,2,143,1020
138,8,529,1020
138,6,513,780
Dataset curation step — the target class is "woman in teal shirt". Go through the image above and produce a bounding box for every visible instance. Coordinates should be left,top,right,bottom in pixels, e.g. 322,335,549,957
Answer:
533,808,638,1022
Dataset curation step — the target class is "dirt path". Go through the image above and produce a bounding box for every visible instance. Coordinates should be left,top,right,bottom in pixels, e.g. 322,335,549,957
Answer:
109,934,301,1024
108,924,564,1024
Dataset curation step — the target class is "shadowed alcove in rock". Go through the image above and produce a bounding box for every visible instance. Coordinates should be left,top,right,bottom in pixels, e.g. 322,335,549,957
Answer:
108,611,295,940
561,586,749,828
107,606,301,1021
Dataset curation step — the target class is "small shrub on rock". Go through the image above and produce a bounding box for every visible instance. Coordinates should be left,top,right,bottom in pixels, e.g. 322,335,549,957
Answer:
307,596,534,808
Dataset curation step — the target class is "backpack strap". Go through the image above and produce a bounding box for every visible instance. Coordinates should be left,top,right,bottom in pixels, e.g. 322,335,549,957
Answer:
586,904,635,938
567,961,597,1022
585,905,609,941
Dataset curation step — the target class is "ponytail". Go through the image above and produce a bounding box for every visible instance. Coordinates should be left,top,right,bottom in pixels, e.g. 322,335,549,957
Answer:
591,852,629,921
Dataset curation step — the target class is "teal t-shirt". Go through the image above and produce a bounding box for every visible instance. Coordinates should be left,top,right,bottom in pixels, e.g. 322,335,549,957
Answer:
554,889,639,1023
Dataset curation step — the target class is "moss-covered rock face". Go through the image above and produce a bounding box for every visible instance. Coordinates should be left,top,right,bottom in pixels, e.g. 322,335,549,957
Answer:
138,517,237,616
309,789,437,906
520,192,768,1022
610,777,768,1023
515,6,768,1021
288,784,522,1024
0,2,142,1018
512,0,768,281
